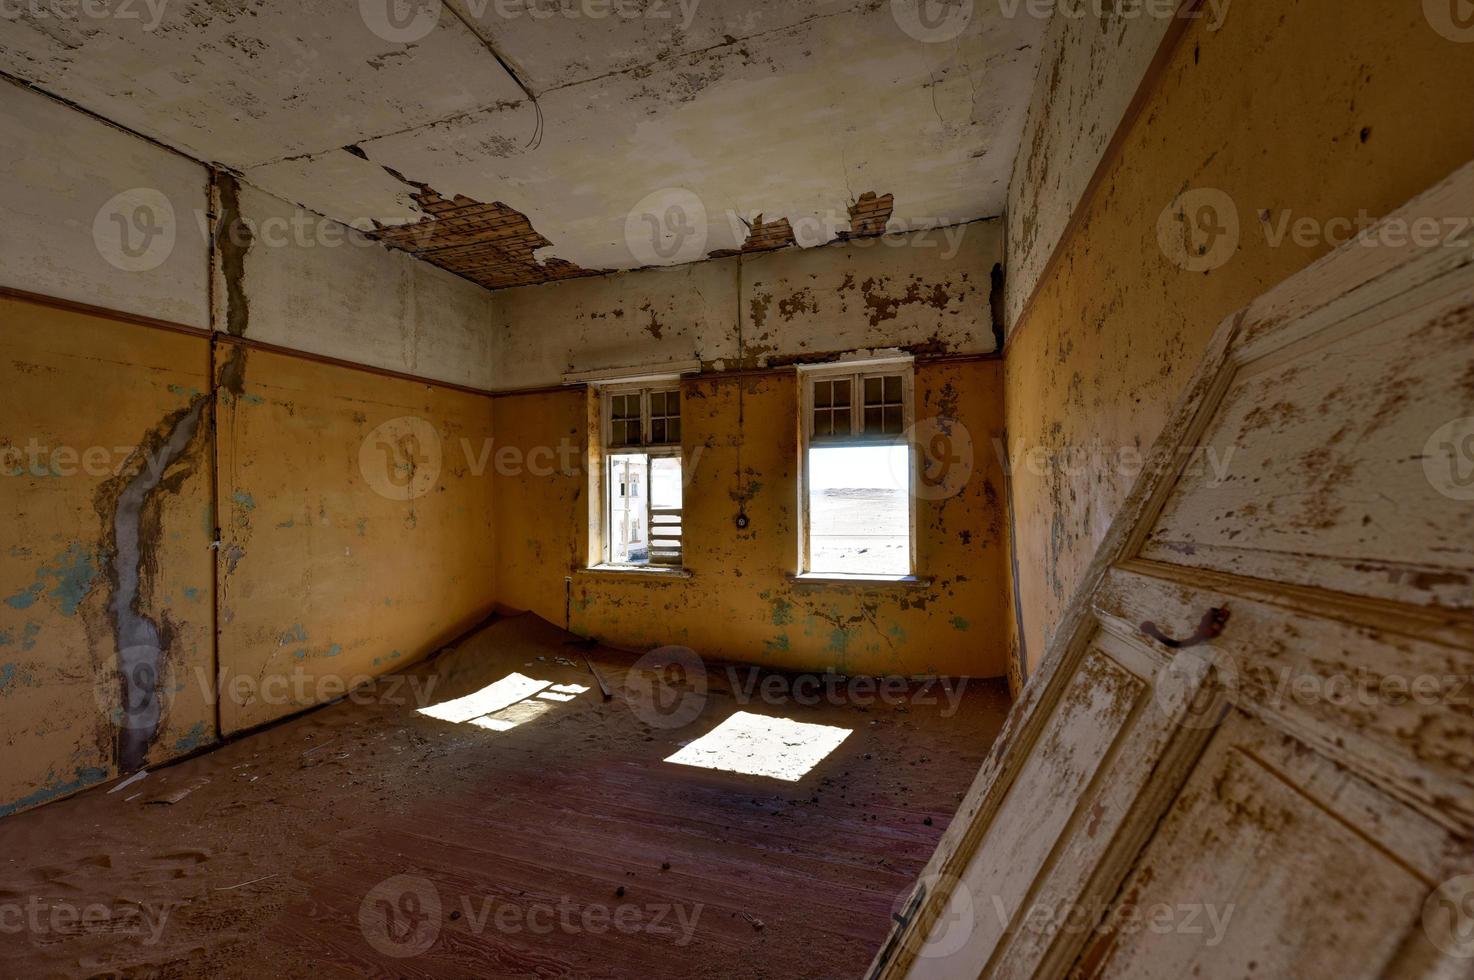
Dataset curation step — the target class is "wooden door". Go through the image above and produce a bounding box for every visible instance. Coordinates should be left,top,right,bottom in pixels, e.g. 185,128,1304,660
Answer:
871,163,1474,980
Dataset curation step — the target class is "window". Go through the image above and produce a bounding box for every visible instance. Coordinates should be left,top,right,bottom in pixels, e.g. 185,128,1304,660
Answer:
799,362,914,578
599,384,684,568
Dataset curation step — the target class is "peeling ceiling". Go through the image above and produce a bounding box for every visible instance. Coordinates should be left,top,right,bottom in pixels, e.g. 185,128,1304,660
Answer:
0,0,1044,286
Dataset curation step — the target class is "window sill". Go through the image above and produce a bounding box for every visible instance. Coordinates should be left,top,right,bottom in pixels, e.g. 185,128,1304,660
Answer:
579,565,693,580
786,572,933,589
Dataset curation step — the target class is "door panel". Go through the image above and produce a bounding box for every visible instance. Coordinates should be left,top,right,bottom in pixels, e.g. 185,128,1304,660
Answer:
1069,712,1454,980
1138,270,1473,610
909,643,1146,979
1096,561,1474,833
872,166,1474,980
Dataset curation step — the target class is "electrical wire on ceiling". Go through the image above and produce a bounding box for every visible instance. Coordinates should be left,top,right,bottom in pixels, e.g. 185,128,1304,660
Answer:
442,0,545,150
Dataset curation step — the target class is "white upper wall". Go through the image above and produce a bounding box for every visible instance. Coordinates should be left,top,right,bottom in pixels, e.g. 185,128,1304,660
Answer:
219,181,497,390
1004,6,1196,333
490,219,1001,390
0,79,210,328
0,80,497,388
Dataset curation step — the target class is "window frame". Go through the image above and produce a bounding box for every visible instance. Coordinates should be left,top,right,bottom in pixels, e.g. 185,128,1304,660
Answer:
796,358,918,580
594,381,686,572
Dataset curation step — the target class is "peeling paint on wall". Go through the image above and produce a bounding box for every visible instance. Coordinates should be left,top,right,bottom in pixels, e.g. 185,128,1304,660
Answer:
0,295,215,817
1002,0,1474,677
494,361,1010,678
491,219,1003,389
101,397,208,772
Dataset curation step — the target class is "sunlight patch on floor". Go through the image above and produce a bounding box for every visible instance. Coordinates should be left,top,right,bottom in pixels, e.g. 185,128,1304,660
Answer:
419,676,593,731
664,711,852,781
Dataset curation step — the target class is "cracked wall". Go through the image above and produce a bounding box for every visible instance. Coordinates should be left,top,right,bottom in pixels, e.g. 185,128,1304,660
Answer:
0,295,216,815
1002,0,1474,678
493,360,1009,677
214,180,499,390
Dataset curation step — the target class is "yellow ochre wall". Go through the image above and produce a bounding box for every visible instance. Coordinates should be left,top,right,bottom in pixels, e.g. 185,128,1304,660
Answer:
1005,0,1474,675
215,345,497,734
0,294,499,815
0,296,215,815
494,360,1011,677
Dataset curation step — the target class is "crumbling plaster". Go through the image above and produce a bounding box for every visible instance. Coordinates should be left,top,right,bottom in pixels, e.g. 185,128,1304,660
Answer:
490,218,1002,390
1001,4,1175,334
0,0,1043,278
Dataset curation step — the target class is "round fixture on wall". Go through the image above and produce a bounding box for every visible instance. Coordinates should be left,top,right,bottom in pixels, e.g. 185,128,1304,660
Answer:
735,511,750,530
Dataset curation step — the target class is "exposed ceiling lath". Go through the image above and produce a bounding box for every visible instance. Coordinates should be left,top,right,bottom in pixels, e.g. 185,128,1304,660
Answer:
368,189,599,290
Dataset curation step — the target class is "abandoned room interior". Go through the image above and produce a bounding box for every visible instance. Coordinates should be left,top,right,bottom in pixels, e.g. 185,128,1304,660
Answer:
0,0,1471,976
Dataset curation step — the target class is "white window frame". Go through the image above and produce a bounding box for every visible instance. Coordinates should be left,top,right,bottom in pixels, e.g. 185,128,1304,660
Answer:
796,357,917,580
594,381,685,571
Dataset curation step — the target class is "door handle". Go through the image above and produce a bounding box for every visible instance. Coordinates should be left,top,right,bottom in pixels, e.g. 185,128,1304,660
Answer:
1141,607,1229,649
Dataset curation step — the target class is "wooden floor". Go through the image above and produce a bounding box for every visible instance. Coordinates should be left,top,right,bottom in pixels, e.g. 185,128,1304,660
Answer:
0,615,1011,979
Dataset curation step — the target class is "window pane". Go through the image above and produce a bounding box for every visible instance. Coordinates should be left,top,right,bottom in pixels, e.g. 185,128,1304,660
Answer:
807,445,910,575
865,407,882,432
648,455,684,566
833,380,851,406
883,405,903,433
650,391,665,416
864,376,882,402
607,453,649,564
815,381,832,408
651,419,667,445
668,419,680,443
884,375,901,402
814,411,831,437
832,406,851,434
